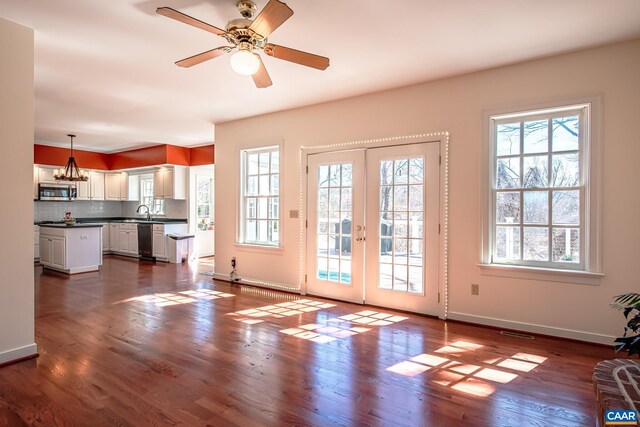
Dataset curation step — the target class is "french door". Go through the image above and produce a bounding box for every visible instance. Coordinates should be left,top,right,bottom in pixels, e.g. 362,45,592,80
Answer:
306,143,441,315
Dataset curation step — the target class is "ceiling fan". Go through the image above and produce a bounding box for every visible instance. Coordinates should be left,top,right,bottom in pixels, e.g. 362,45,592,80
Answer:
157,0,330,88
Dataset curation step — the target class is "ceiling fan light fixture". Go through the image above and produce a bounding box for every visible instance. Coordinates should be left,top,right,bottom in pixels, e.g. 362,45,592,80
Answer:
230,49,260,76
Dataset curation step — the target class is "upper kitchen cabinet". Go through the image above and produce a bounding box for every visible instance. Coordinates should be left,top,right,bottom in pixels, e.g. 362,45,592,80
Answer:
90,171,105,200
38,165,57,183
105,172,139,201
154,166,186,200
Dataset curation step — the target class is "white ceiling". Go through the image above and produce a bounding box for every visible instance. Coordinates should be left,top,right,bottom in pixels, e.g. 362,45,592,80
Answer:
2,0,640,152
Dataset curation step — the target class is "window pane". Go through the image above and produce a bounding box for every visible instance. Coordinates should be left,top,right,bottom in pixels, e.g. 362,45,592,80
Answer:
523,227,548,261
394,238,408,265
318,188,328,217
257,220,268,242
257,198,267,219
269,197,279,219
268,220,279,243
247,176,258,196
552,228,580,263
259,152,269,174
496,192,520,224
329,188,340,211
393,264,408,292
270,175,279,195
248,154,259,175
394,160,408,185
380,161,393,185
495,226,520,260
552,116,579,152
523,191,548,224
409,214,423,238
393,186,408,211
341,188,352,211
246,220,257,241
329,164,340,187
246,198,256,219
408,239,423,266
409,158,424,184
270,150,279,173
319,165,329,187
380,186,393,211
408,266,423,294
523,155,548,188
341,164,353,187
523,120,548,154
496,158,520,189
259,175,270,196
552,190,579,225
409,185,423,212
379,264,393,290
552,153,579,188
496,123,520,156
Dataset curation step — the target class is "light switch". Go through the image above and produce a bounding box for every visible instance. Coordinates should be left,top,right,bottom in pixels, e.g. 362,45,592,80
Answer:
289,210,299,219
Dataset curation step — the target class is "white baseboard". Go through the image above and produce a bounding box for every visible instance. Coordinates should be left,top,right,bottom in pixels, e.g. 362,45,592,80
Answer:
0,343,38,365
447,312,615,345
209,272,302,293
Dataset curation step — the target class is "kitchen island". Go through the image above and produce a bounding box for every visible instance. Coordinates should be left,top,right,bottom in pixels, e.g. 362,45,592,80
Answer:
39,223,103,274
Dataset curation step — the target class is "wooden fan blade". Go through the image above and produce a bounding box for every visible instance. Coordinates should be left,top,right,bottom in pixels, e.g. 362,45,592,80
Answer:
252,55,273,88
264,43,329,70
157,7,226,36
248,0,293,38
176,47,233,68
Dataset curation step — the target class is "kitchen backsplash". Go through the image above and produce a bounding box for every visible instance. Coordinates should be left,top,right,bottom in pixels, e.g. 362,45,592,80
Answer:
121,200,187,218
34,200,188,222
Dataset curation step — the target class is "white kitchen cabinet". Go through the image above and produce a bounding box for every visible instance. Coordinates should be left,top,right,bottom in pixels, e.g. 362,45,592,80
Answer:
105,172,133,201
34,225,40,261
152,229,165,259
101,224,109,252
113,223,139,256
76,180,90,200
39,235,66,270
38,166,57,183
39,225,102,274
90,171,105,200
33,165,39,200
109,224,118,252
153,166,186,200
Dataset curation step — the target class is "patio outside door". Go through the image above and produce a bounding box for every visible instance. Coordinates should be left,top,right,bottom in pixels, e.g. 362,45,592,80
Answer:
306,142,440,315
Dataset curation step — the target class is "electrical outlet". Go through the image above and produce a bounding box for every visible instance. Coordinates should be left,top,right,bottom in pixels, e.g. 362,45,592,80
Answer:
231,257,236,269
471,283,480,295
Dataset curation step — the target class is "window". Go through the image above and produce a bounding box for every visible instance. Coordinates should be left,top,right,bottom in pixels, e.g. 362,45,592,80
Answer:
140,177,165,216
196,175,214,231
482,98,602,278
239,146,280,246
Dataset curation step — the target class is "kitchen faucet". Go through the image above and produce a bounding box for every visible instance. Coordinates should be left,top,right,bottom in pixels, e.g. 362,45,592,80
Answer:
136,204,151,221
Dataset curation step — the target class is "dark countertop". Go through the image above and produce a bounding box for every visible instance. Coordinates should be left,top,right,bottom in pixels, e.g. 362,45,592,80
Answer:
39,223,103,228
35,217,188,226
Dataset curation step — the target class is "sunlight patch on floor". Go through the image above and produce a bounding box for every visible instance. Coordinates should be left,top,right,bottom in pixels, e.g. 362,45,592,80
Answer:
279,309,408,344
385,341,547,397
227,299,336,324
122,289,234,307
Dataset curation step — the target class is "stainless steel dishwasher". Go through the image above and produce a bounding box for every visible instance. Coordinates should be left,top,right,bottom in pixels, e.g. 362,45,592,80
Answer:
137,223,153,259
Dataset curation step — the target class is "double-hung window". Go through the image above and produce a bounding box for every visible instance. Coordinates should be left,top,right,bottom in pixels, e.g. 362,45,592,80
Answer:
140,176,165,216
239,146,280,246
483,97,602,279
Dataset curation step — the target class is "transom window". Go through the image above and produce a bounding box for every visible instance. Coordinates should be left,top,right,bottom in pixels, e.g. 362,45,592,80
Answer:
240,146,280,246
491,106,587,269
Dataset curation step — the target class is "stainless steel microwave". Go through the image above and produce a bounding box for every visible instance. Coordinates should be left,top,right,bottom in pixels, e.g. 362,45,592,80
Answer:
38,184,77,201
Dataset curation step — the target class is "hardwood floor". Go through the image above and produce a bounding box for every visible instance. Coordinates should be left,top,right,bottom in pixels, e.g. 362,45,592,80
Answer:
0,256,613,426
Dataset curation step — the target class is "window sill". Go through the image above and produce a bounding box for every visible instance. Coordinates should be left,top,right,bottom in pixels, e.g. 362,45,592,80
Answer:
235,243,284,255
477,263,604,285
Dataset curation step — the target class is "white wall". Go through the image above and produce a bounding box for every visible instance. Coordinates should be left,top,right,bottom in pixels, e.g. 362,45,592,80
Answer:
214,39,640,344
0,18,36,363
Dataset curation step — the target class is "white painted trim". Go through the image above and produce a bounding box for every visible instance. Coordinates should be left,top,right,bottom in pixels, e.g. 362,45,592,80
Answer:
447,311,615,345
299,131,450,318
210,272,302,293
0,343,37,365
43,265,100,274
480,94,604,278
478,263,604,285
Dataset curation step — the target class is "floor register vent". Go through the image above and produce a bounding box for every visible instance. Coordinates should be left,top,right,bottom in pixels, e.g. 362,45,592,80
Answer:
500,330,535,340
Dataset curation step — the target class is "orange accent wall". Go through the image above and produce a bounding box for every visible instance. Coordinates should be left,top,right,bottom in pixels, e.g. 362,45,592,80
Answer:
109,145,168,170
34,145,110,170
34,144,214,169
190,145,215,166
166,145,191,166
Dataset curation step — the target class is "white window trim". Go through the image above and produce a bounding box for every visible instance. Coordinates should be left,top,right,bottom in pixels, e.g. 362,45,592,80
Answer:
236,142,283,250
480,95,603,284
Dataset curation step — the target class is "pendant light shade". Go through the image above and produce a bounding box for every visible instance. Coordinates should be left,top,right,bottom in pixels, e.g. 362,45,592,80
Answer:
54,134,89,182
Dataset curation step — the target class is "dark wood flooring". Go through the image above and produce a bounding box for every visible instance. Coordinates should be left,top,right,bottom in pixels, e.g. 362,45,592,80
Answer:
0,256,614,426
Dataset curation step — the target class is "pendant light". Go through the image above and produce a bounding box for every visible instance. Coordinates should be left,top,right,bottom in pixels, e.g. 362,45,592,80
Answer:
54,134,89,181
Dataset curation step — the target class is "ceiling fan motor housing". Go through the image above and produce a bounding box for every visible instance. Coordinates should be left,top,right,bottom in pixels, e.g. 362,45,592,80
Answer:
236,0,257,18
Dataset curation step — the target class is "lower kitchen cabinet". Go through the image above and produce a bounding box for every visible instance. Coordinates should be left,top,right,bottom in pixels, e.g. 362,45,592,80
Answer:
39,225,102,274
113,223,139,257
152,230,165,259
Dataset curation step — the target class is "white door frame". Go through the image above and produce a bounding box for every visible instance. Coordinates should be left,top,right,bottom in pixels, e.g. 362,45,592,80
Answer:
300,132,449,319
